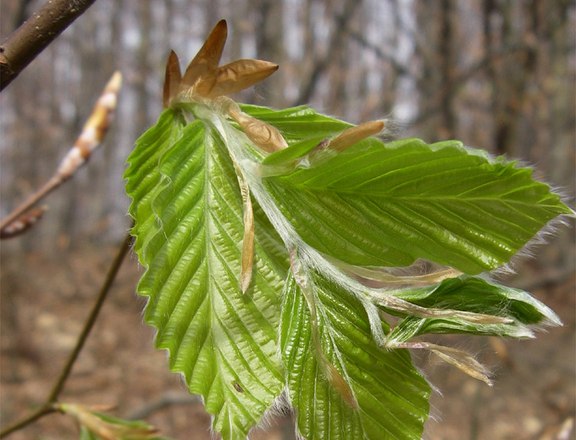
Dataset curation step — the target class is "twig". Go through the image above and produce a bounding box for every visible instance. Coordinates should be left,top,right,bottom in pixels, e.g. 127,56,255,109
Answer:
0,0,98,91
47,233,132,402
0,71,122,234
0,233,133,438
0,406,57,439
348,31,412,77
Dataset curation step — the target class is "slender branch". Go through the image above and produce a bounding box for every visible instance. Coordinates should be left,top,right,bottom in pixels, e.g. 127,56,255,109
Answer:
0,233,132,438
348,31,412,77
0,0,98,91
0,178,60,232
0,71,122,234
47,233,132,402
0,406,57,439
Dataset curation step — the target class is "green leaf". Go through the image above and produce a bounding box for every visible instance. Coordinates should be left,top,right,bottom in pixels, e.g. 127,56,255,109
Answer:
60,403,168,440
241,104,352,141
264,135,571,273
124,110,185,260
262,135,327,165
77,414,167,440
125,109,288,439
281,272,431,440
387,276,561,341
126,102,570,440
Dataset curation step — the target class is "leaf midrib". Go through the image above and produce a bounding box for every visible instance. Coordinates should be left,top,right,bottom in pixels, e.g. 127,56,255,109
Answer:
305,189,562,208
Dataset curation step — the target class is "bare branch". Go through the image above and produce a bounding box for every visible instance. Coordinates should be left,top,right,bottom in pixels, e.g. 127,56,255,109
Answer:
0,0,98,92
348,31,412,77
47,233,132,403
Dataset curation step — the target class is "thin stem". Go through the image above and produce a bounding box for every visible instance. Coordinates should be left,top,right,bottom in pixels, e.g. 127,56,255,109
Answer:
0,233,132,438
0,177,59,231
0,406,57,438
47,233,132,402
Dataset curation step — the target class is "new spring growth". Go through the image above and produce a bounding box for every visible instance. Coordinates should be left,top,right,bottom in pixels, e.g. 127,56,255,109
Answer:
56,71,122,181
58,403,160,439
162,20,288,293
163,20,278,105
307,120,386,162
0,71,122,236
328,120,385,152
161,21,394,296
163,20,288,153
163,20,388,157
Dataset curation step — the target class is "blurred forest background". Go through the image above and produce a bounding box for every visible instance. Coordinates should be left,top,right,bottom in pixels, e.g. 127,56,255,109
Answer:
1,0,574,439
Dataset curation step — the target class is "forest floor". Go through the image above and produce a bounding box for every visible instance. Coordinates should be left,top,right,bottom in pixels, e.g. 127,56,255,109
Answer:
1,242,574,440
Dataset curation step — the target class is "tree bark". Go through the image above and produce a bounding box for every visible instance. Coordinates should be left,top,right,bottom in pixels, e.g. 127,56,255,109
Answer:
0,0,98,91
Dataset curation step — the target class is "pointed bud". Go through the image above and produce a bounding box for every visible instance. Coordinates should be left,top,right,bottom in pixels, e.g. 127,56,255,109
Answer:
229,109,288,152
329,120,385,152
182,19,228,87
56,71,122,181
163,50,182,108
207,60,279,98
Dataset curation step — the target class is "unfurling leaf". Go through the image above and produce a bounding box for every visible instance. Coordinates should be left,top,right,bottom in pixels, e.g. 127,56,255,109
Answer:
264,137,571,273
126,19,572,440
59,403,165,440
280,272,430,439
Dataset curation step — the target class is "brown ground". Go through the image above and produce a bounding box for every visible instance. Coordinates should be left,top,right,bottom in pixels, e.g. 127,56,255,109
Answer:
1,243,574,440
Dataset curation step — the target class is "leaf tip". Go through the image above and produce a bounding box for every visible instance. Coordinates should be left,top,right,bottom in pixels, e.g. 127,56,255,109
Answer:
328,119,386,152
240,271,252,294
163,50,182,108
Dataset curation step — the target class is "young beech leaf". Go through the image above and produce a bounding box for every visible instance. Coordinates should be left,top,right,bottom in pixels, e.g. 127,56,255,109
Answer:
126,102,571,440
60,403,166,440
386,276,561,341
262,135,571,274
125,110,289,439
280,272,430,440
126,21,572,440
